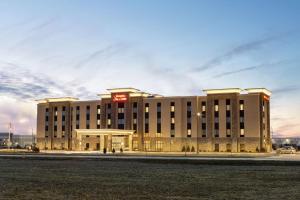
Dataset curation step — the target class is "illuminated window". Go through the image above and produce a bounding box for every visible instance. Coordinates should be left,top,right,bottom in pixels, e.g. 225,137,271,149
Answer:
240,129,245,137
133,141,138,150
226,129,231,137
107,119,111,125
97,120,100,125
240,144,245,152
156,141,163,151
144,141,150,151
171,117,175,124
187,129,191,137
145,107,149,113
171,106,175,112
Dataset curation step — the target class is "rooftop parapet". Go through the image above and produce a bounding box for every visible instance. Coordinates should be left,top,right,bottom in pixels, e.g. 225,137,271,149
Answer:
203,88,242,94
36,97,79,103
245,88,272,96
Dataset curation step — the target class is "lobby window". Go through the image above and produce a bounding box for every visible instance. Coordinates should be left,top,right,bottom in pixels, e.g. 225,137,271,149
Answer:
201,101,206,137
226,144,232,152
97,105,101,129
144,141,150,151
85,143,90,150
214,144,219,152
226,99,231,137
214,100,219,137
86,105,90,129
144,103,149,134
156,141,163,151
132,102,138,133
240,144,245,152
157,102,161,135
187,101,192,137
170,102,175,137
240,100,245,137
117,103,125,129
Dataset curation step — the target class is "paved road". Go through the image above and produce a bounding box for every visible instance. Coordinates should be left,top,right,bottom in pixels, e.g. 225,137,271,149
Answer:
0,152,300,163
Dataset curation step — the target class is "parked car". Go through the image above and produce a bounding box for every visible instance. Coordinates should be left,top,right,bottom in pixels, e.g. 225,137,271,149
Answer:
276,146,296,154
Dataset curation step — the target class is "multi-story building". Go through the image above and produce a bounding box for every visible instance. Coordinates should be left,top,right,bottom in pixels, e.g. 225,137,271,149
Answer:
36,88,271,153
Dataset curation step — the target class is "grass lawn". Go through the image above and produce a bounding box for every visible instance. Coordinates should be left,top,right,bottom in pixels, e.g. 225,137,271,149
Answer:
0,158,299,200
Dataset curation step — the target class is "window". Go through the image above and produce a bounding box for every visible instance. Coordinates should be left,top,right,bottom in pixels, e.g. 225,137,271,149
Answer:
85,143,90,150
187,129,191,137
214,144,219,152
226,144,231,152
133,141,138,150
240,129,245,137
240,144,245,152
226,129,231,137
156,102,161,134
144,141,150,151
156,141,163,151
144,103,149,133
96,143,100,150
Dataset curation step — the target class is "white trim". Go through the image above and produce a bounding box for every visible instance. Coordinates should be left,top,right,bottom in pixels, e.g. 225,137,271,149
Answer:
107,88,140,93
245,88,272,96
36,97,78,103
203,88,242,94
75,129,135,136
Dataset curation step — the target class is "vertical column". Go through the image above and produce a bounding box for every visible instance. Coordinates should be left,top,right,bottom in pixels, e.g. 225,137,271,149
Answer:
100,135,104,151
108,134,112,152
128,134,133,151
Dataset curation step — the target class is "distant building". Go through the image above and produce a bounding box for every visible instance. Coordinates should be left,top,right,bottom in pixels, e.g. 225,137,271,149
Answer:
0,132,13,147
13,135,34,148
36,87,272,153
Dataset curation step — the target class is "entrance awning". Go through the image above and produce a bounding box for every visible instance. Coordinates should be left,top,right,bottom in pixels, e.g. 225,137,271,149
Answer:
75,129,135,137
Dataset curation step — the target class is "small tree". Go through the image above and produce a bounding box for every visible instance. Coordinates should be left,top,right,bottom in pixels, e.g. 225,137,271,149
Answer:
103,148,107,154
182,146,186,152
191,146,195,152
186,146,190,152
120,148,123,153
112,148,115,154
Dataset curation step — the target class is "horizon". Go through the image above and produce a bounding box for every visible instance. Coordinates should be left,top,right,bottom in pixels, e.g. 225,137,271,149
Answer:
0,0,300,137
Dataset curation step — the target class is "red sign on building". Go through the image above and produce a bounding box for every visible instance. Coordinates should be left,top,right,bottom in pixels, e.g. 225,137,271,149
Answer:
112,93,129,102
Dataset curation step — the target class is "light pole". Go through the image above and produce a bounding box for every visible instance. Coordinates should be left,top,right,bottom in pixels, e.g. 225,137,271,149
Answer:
7,122,12,149
196,112,201,154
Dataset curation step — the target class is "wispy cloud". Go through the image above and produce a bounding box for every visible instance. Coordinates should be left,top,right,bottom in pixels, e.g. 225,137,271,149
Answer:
193,31,296,72
272,85,300,95
212,59,294,78
0,60,94,101
9,17,58,50
74,43,129,69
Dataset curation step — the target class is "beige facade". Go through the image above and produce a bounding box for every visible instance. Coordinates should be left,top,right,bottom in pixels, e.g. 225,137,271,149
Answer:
36,88,271,153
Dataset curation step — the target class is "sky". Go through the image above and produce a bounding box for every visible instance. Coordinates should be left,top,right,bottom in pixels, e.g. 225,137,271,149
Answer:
0,0,299,137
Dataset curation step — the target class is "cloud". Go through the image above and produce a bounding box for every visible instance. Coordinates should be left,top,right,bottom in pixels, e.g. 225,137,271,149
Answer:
212,59,295,78
193,31,296,72
74,43,129,69
272,85,300,95
0,60,93,101
9,17,58,50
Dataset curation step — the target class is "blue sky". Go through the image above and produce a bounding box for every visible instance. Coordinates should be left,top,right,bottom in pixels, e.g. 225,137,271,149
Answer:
0,0,299,136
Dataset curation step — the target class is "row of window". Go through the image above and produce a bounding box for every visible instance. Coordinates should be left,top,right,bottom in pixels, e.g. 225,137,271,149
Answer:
45,99,247,137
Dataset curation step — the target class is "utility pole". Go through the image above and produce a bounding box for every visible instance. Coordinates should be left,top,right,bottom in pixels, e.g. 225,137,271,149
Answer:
8,122,12,149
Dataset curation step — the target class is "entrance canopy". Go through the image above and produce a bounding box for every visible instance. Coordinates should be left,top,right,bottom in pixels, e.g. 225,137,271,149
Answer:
75,129,135,137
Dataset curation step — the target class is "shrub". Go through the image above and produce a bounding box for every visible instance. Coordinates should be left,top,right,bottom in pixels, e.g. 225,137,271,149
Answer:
103,148,107,154
182,146,186,152
186,146,190,152
191,146,195,152
112,148,115,154
120,148,123,153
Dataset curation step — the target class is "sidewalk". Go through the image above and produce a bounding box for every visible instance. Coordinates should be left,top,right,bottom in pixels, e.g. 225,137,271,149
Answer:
39,150,276,158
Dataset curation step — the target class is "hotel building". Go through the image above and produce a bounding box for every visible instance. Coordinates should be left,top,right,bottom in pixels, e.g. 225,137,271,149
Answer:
36,88,271,153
